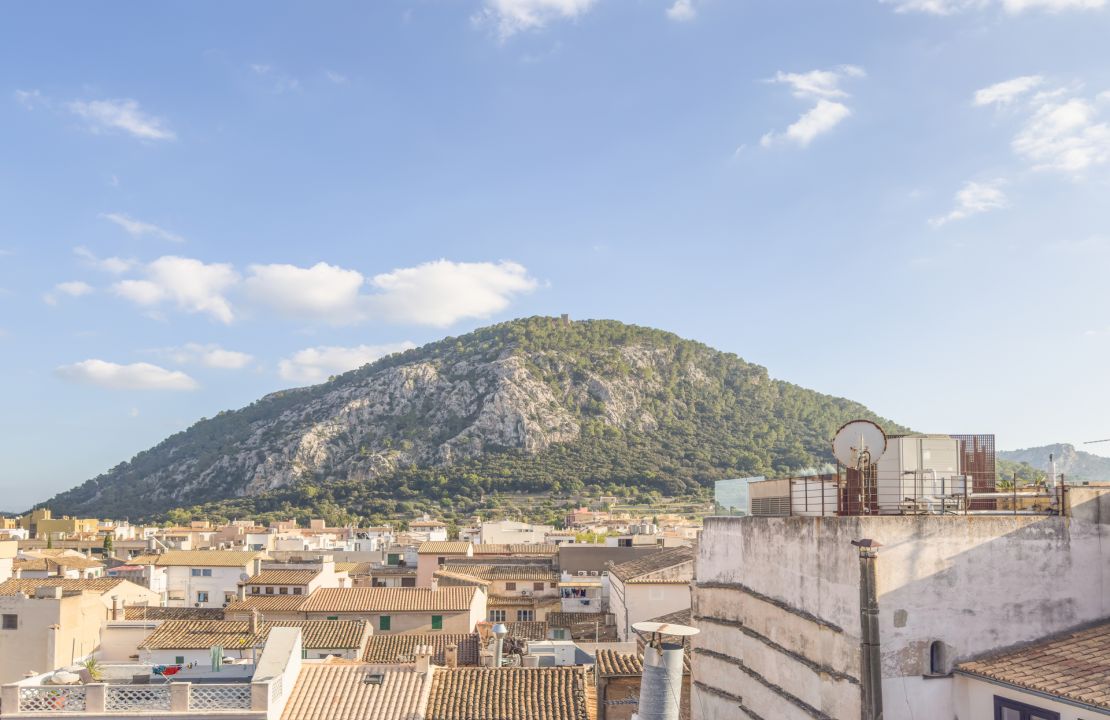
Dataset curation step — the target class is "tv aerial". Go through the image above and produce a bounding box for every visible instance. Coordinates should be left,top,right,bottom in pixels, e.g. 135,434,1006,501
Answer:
832,420,887,471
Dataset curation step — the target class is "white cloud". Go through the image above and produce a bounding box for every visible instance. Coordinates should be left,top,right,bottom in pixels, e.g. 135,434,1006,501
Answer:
762,100,853,148
278,342,417,384
325,71,349,85
976,79,1110,174
974,75,1044,106
244,262,366,321
882,0,1102,12
366,260,539,326
67,98,175,141
666,0,697,21
74,246,136,274
159,343,253,369
476,0,598,39
761,66,864,148
249,64,300,93
56,359,198,391
13,89,45,109
100,213,184,243
1012,97,1110,173
44,280,94,306
930,180,1008,227
112,256,239,324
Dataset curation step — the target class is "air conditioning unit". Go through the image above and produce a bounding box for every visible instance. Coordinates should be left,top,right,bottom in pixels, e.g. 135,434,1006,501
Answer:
520,590,532,597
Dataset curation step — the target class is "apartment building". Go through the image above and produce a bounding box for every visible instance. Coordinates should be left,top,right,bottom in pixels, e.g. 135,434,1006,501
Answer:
130,550,263,608
300,586,485,634
415,542,473,586
607,546,694,642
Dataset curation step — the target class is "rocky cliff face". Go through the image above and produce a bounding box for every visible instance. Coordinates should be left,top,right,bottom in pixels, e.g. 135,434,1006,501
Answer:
999,443,1110,482
46,317,903,518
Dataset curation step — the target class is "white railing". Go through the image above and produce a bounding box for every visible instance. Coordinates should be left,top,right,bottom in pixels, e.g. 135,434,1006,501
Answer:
18,687,86,713
105,685,171,712
189,684,252,710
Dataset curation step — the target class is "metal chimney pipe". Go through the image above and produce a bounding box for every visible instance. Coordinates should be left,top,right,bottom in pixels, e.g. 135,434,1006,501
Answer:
853,539,883,720
491,623,508,668
636,641,684,720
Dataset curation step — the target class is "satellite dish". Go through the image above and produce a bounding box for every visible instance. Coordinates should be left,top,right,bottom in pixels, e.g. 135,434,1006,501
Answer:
239,573,251,582
631,621,700,638
832,420,887,469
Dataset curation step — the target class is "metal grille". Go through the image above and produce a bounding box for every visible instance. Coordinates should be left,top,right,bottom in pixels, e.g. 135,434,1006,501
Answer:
750,496,791,516
18,687,87,713
189,684,252,710
269,676,283,704
953,434,996,510
105,685,171,712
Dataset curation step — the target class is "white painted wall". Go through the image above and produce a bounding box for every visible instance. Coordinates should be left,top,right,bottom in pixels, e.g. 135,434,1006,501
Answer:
165,565,250,608
954,674,1110,719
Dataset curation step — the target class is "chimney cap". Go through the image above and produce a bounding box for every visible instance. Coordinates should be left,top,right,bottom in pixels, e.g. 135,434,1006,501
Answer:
491,623,508,638
851,538,882,548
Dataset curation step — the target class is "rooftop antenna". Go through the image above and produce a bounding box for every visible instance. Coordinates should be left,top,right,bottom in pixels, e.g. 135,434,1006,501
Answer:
631,621,699,720
833,420,887,514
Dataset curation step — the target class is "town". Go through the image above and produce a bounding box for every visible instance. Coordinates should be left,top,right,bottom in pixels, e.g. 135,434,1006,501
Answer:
0,426,1105,719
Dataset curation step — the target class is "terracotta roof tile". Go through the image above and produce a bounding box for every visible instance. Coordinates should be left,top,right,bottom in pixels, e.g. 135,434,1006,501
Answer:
427,667,591,720
123,606,225,621
506,621,548,641
434,570,492,587
956,619,1110,711
363,633,480,665
129,550,262,567
0,578,126,594
607,547,694,584
281,663,431,720
140,619,369,650
594,649,642,677
224,594,310,614
303,587,477,614
441,564,558,582
417,542,472,555
245,570,319,585
473,544,558,556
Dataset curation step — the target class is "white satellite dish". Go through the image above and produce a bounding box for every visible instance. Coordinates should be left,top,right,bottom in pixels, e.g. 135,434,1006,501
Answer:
632,621,700,638
832,420,887,469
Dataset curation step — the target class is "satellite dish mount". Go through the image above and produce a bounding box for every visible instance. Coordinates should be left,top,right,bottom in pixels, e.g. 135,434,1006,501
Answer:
832,420,887,514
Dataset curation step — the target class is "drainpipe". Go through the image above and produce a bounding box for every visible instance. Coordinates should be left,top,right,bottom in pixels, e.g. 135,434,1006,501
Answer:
852,538,883,720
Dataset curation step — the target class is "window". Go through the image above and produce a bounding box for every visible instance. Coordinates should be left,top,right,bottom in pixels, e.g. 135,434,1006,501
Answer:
326,616,339,621
928,641,947,676
293,587,303,595
533,582,544,591
279,587,288,595
265,587,274,594
552,629,566,640
197,591,209,603
379,615,391,631
192,568,213,577
488,610,506,622
517,610,534,621
437,556,445,565
993,696,1060,720
2,614,17,630
387,553,400,566
191,568,202,577
505,582,517,591
432,615,443,630
401,577,416,587
203,568,212,577
175,656,185,665
250,586,261,595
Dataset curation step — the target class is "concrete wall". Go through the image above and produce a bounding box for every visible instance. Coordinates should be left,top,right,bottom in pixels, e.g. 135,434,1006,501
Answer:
98,621,159,661
165,565,250,608
302,610,473,634
692,511,1110,720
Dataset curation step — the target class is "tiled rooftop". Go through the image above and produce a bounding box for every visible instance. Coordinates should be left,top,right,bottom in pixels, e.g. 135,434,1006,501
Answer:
362,633,480,665
506,621,548,641
281,663,432,720
129,550,262,567
547,612,611,628
427,667,592,720
139,619,369,650
956,619,1110,711
473,544,558,556
0,577,126,594
302,587,477,613
440,564,558,582
417,541,472,555
607,546,694,584
245,569,319,585
433,569,492,587
225,594,310,614
123,606,225,621
594,649,642,677
14,555,104,570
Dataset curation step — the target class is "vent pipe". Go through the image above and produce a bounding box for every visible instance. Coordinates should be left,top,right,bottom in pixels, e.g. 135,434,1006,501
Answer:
445,643,458,668
631,622,697,720
853,538,884,720
491,623,508,668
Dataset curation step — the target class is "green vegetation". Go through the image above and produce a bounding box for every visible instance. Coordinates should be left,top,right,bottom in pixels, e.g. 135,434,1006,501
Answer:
44,317,907,524
996,458,1047,487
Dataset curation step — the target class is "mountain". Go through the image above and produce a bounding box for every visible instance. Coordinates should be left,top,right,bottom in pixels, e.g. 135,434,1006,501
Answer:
44,317,907,523
998,443,1110,483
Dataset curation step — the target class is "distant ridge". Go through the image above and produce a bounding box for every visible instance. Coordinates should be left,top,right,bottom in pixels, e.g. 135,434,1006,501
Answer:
998,443,1110,483
44,317,907,522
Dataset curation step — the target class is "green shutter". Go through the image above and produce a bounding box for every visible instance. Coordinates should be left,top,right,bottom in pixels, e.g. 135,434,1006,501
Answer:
387,553,399,566
379,615,391,631
431,615,443,630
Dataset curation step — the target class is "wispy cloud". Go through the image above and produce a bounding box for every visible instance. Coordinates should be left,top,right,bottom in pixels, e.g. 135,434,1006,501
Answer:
882,0,1103,13
43,281,95,306
475,0,599,40
56,359,198,391
13,89,45,110
666,0,697,21
250,63,300,93
101,213,184,243
761,66,865,148
74,246,136,275
67,98,175,141
155,343,254,369
930,179,1008,227
974,76,1110,174
324,70,349,85
278,342,417,384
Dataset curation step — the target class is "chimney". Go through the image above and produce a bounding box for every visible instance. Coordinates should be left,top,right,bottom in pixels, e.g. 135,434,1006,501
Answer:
249,608,261,636
35,586,63,599
445,643,458,668
111,596,119,621
430,577,439,592
414,645,433,674
237,583,246,601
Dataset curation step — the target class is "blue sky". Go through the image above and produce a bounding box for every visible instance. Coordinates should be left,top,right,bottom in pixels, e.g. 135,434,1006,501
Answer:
3,0,1110,509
